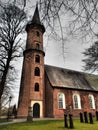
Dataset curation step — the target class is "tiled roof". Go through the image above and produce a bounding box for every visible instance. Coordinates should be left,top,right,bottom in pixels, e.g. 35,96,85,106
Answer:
45,65,98,91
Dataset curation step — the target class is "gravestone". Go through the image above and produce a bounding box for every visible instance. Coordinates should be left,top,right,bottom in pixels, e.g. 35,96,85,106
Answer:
80,112,84,122
64,114,68,128
27,107,33,122
89,113,93,124
96,111,98,121
84,112,88,123
69,114,74,129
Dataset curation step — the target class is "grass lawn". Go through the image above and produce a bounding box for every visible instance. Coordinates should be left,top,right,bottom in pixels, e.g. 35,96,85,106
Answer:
0,118,12,123
0,119,98,130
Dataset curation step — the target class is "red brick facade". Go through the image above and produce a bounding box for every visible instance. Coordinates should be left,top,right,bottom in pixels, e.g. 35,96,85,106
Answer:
45,73,98,118
17,6,98,119
17,6,45,118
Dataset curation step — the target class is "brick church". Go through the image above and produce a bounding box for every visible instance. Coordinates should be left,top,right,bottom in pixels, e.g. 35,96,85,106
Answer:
17,5,98,118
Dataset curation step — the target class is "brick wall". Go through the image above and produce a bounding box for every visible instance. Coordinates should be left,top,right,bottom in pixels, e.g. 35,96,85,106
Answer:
17,24,45,117
45,73,54,117
53,89,98,118
44,78,98,118
17,54,31,117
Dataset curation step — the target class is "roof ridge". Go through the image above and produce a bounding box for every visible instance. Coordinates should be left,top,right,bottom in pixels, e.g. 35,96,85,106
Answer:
45,64,84,74
44,64,97,76
45,64,98,91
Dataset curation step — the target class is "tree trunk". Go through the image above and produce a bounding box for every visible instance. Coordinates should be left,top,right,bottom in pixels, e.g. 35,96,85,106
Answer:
0,43,13,100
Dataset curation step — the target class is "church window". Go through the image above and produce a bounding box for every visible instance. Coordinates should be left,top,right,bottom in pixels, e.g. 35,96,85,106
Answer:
88,94,95,109
36,31,40,37
73,94,81,109
34,67,40,76
35,55,40,63
58,93,65,109
36,43,40,50
34,83,39,91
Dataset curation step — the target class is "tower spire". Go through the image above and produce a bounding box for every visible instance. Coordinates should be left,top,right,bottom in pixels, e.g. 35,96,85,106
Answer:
32,4,40,24
26,4,45,33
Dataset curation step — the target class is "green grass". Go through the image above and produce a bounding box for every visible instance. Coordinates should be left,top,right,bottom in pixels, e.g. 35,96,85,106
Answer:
0,118,12,123
0,119,98,130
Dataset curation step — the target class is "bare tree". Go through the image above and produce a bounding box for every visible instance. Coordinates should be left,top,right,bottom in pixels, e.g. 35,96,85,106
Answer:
0,0,97,82
6,0,98,42
14,0,98,58
0,3,26,100
3,0,98,62
83,41,98,73
38,0,98,39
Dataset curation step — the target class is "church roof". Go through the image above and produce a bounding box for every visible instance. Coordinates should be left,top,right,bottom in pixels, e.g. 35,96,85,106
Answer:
45,65,98,91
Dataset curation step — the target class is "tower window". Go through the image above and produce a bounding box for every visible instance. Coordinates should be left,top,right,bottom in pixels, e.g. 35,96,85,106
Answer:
35,55,40,63
34,83,39,91
34,67,40,76
36,31,40,37
36,43,40,50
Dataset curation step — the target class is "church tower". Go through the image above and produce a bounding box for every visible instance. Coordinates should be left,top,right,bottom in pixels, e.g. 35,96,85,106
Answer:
17,5,45,118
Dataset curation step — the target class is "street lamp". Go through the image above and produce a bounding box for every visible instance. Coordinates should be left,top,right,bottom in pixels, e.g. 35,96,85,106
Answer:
7,96,12,121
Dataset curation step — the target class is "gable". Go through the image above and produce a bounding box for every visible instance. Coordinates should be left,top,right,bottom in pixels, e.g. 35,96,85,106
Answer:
45,65,98,91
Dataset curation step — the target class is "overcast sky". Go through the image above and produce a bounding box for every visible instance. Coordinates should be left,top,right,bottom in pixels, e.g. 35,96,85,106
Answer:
12,33,94,106
9,0,97,106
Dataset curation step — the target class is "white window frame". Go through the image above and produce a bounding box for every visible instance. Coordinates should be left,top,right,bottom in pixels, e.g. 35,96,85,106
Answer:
73,94,81,109
88,94,95,109
58,93,65,109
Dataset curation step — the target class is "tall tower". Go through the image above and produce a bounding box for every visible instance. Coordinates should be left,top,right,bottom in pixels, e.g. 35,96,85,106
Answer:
17,5,45,118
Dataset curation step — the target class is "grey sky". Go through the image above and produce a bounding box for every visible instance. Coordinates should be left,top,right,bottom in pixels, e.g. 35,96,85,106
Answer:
12,34,94,106
8,0,97,106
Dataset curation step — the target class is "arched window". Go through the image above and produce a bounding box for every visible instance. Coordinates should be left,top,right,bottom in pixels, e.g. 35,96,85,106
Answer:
88,94,95,109
34,83,39,91
73,94,81,109
58,93,65,109
35,55,40,63
34,67,40,76
36,31,40,37
36,43,40,50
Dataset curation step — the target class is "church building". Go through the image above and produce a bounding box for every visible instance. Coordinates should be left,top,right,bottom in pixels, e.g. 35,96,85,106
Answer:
17,5,98,118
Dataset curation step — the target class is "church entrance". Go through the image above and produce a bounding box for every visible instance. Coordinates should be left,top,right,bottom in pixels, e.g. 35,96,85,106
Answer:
33,103,40,118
